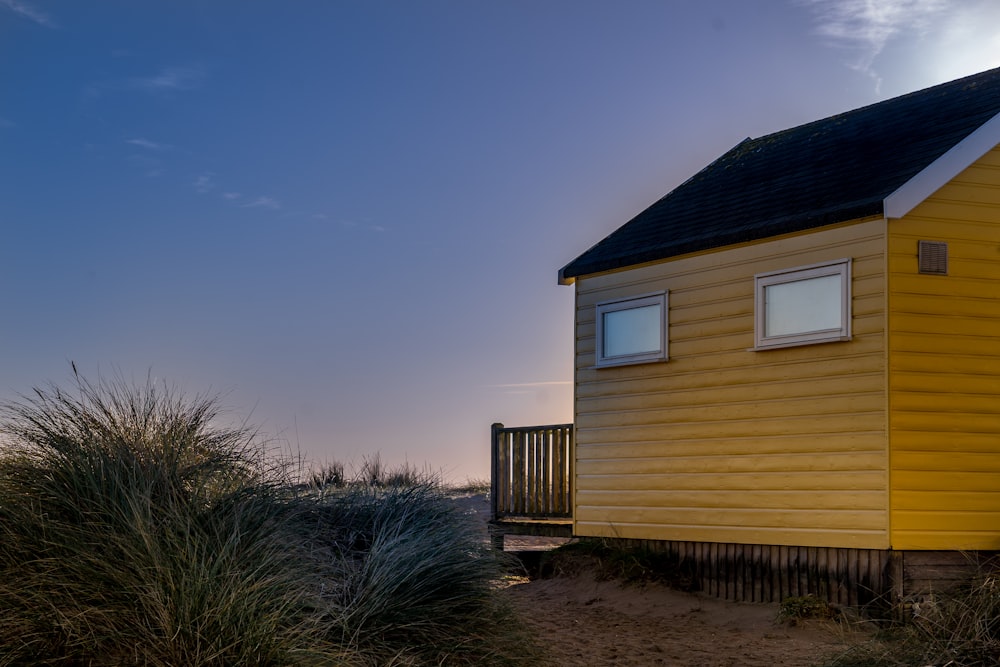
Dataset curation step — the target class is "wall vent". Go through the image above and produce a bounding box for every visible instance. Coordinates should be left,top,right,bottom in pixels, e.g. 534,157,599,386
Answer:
918,240,948,275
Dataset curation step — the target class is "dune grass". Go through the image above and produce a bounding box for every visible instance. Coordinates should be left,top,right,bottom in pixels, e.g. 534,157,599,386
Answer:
821,575,1000,667
0,373,536,666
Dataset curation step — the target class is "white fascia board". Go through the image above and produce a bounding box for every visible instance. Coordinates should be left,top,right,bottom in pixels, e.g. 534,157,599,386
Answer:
884,111,1000,219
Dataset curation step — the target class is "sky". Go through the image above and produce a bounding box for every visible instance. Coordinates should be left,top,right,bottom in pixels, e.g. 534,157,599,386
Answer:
2,0,1000,481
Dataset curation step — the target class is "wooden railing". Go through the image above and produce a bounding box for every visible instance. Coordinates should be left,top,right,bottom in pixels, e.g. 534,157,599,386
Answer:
490,422,572,520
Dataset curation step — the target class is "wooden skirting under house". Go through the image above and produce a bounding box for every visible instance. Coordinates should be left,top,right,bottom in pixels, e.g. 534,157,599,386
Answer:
596,539,1000,606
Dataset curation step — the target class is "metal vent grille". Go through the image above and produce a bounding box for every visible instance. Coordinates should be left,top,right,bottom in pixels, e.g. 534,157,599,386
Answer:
918,240,948,275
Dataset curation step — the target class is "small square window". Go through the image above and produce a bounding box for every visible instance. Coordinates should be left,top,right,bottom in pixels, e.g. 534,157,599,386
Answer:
754,259,851,350
595,292,667,367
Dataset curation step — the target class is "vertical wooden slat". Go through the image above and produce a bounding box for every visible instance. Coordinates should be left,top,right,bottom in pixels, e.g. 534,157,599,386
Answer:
511,431,522,515
528,431,545,514
751,544,761,602
848,549,860,607
490,423,500,519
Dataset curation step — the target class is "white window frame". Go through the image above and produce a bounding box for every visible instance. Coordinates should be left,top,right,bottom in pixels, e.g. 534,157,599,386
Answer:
595,291,667,367
754,258,852,350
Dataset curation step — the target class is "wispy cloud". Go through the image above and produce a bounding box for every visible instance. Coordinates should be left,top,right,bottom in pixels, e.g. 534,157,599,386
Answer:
193,173,215,194
242,196,281,210
128,66,206,93
0,116,14,128
222,192,242,201
0,0,55,27
799,0,948,89
126,138,170,151
487,381,572,389
327,217,387,233
86,65,206,102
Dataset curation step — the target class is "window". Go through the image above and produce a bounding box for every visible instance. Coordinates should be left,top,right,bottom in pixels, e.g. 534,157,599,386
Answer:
595,292,667,367
754,259,851,350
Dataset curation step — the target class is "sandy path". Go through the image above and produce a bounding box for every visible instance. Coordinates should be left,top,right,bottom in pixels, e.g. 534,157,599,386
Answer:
453,492,863,666
501,572,862,666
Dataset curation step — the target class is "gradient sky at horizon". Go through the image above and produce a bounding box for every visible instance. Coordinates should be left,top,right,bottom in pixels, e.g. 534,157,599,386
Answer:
3,0,1000,480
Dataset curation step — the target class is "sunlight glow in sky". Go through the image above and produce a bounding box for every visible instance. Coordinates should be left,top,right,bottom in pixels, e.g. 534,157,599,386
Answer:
2,0,999,480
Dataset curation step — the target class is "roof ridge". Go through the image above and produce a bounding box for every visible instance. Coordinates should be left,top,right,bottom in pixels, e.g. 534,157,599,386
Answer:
747,65,1000,144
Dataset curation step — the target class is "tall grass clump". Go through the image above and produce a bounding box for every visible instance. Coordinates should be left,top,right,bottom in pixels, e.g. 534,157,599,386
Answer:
302,482,533,664
0,372,535,666
823,575,1000,667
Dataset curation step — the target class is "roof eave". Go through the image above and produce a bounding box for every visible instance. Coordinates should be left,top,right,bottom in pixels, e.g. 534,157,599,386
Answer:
557,265,575,286
884,110,1000,219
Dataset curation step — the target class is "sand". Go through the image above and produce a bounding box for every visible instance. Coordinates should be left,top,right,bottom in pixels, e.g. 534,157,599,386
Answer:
501,575,862,666
453,493,865,666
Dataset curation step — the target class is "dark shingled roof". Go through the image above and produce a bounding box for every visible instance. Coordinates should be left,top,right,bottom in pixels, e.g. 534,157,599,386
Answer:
560,67,1000,282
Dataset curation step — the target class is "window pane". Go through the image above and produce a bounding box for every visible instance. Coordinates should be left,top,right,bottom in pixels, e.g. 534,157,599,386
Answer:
603,304,661,358
764,274,841,337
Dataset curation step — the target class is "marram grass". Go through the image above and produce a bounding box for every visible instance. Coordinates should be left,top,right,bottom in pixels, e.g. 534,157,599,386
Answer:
0,373,536,666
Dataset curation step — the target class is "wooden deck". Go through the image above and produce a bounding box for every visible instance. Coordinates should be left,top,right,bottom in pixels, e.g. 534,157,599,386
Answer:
489,423,573,549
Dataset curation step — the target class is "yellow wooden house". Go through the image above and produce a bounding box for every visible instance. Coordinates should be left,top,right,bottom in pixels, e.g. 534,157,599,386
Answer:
554,67,1000,602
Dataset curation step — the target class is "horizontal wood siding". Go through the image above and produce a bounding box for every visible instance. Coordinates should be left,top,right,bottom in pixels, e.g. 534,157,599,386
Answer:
573,219,889,548
888,146,1000,550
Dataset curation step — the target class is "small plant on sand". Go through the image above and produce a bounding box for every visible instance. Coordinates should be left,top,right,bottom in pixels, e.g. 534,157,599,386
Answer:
0,371,537,666
778,595,836,623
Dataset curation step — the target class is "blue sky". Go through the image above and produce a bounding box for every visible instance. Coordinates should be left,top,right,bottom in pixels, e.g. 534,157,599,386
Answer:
2,0,999,480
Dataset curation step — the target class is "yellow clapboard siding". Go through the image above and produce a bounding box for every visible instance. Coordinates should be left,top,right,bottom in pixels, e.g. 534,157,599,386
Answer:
576,452,884,476
577,433,885,458
891,354,1000,376
889,274,998,299
892,393,1000,414
574,506,886,531
893,452,1000,472
890,333,998,357
577,412,886,443
928,181,1000,205
888,431,1000,452
577,374,883,413
889,241,1000,267
578,470,885,491
893,511,1000,532
891,411,1000,432
577,489,885,510
577,363,883,398
890,293,1000,318
887,146,1000,550
889,229,998,252
573,218,889,546
669,327,883,358
892,313,999,337
893,472,1000,494
893,491,1000,512
892,372,1000,394
902,201,1000,224
891,531,1000,551
670,297,751,323
578,394,883,428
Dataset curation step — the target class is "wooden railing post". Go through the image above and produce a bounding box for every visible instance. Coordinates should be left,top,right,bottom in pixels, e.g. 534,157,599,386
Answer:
490,423,503,522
